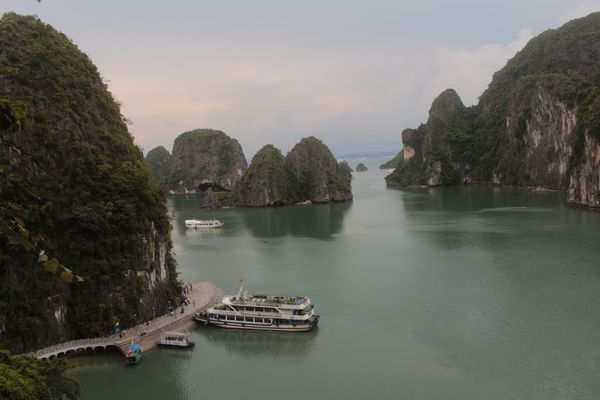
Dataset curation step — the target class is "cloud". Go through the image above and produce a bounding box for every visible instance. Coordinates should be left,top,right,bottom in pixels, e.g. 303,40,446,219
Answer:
421,30,534,108
559,2,600,24
100,23,535,158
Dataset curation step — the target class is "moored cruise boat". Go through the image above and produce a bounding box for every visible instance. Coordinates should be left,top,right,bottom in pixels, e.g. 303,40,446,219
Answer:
194,283,319,332
185,218,224,229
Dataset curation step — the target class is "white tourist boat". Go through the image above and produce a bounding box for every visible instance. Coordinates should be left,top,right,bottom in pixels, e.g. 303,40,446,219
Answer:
184,218,224,229
157,332,195,349
194,282,319,332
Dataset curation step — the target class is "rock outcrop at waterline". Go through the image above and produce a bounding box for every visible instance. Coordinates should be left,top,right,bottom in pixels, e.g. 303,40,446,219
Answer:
237,144,289,206
145,129,247,193
338,160,353,187
215,137,353,207
386,12,600,209
285,137,353,203
0,13,180,353
355,163,368,172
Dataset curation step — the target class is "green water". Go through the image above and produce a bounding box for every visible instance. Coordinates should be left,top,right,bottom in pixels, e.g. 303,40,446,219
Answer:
70,160,600,400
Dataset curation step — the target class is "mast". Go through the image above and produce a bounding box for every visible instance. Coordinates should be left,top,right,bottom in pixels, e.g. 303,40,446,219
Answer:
237,278,244,299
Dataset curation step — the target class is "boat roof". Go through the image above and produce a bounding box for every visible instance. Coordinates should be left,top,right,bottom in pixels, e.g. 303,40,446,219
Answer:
224,294,310,308
162,331,189,337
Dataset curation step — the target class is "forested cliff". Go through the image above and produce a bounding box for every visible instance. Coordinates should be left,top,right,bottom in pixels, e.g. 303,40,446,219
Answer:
0,13,180,353
386,12,600,209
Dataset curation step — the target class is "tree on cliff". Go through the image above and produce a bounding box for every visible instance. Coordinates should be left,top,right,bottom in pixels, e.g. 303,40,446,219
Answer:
0,13,180,354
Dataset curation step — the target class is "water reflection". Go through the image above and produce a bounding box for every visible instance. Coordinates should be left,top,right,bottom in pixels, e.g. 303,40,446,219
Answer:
68,351,191,400
168,196,351,240
199,328,318,360
396,186,566,251
242,203,351,240
398,186,564,213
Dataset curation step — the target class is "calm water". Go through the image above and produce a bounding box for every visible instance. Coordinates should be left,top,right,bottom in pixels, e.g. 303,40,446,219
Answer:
70,159,600,400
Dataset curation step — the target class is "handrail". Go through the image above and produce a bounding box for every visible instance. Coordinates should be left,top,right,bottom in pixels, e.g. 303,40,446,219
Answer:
22,282,222,359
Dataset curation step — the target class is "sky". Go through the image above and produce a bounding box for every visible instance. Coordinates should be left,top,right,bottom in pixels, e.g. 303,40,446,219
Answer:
3,1,600,158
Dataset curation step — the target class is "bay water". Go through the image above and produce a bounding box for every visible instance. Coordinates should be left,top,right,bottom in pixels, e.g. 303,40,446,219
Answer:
70,159,600,400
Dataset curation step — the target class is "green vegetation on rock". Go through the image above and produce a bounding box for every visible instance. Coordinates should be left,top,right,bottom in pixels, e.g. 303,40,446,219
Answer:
237,145,289,206
337,160,353,187
285,137,353,204
379,152,403,169
212,137,353,207
144,146,173,190
0,13,180,354
167,129,247,192
0,350,79,400
385,12,600,208
355,163,368,172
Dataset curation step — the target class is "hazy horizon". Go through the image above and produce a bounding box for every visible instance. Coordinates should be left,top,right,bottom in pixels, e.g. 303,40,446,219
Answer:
3,1,600,158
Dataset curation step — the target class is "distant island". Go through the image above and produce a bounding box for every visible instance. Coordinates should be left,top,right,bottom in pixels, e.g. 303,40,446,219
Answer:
145,129,247,194
385,13,600,210
146,134,353,207
355,163,368,172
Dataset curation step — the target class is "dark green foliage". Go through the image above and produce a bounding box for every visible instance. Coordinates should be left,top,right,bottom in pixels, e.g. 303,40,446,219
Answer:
387,12,600,188
337,160,353,187
237,145,289,206
379,151,403,169
0,350,79,400
168,129,247,191
355,163,368,172
385,157,429,187
285,137,352,203
144,146,173,190
0,13,180,352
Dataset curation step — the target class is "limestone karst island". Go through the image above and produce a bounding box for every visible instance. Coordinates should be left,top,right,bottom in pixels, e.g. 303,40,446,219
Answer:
1,3,600,400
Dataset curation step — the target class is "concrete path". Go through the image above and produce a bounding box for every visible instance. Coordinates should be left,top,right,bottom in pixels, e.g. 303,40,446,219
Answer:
27,282,223,359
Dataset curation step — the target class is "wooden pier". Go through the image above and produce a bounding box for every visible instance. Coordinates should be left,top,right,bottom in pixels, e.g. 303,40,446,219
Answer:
26,282,223,360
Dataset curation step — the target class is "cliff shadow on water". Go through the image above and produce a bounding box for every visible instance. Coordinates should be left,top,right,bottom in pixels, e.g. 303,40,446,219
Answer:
242,202,352,240
393,186,570,251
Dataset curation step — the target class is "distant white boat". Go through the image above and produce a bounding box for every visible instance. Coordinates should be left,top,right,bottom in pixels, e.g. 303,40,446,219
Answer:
185,219,224,229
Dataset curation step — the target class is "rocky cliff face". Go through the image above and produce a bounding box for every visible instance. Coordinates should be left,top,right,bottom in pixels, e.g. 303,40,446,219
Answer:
285,137,353,203
229,138,352,206
568,132,600,208
237,145,289,206
338,160,353,187
0,14,180,353
386,12,600,209
144,146,173,189
147,129,247,193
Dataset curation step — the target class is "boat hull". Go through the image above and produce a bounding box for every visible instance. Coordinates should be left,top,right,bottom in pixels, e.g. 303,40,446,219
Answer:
157,342,195,349
194,315,319,332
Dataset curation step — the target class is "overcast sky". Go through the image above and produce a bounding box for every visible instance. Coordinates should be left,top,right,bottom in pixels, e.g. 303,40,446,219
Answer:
3,1,600,157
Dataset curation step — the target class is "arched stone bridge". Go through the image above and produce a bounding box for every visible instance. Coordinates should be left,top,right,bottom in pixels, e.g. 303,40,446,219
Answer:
25,282,223,360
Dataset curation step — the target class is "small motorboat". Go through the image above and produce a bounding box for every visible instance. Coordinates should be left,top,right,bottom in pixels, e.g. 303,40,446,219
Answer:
125,343,142,365
157,332,195,349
